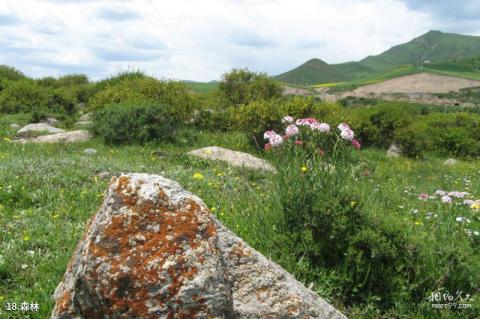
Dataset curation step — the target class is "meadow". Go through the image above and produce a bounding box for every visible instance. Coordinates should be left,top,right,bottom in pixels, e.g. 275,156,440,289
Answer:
0,67,479,318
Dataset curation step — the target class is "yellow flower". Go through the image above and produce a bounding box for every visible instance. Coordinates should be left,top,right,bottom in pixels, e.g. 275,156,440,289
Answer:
51,214,60,219
301,166,308,173
210,207,217,212
350,201,357,208
193,173,204,180
23,235,30,241
415,221,422,226
471,202,480,211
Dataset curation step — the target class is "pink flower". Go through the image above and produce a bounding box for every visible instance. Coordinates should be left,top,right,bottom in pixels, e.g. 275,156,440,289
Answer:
295,140,304,145
318,123,330,133
441,195,452,204
337,123,350,131
351,139,361,150
269,134,283,147
282,116,294,124
263,130,276,140
340,128,354,141
285,124,299,136
418,193,429,200
264,143,272,150
295,118,318,127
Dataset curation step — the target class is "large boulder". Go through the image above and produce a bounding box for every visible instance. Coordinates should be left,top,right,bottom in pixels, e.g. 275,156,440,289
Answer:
17,123,65,136
188,146,276,173
15,130,91,144
51,173,346,319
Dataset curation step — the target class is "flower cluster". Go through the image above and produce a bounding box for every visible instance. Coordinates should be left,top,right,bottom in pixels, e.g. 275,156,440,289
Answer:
419,189,480,211
263,116,361,151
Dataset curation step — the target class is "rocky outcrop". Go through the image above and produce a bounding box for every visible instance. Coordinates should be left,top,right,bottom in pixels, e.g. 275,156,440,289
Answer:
386,144,401,158
188,146,276,173
17,123,65,136
15,130,91,144
51,173,346,319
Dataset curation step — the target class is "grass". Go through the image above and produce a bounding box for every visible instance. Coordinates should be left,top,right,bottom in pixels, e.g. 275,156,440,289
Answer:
0,118,479,318
184,81,219,94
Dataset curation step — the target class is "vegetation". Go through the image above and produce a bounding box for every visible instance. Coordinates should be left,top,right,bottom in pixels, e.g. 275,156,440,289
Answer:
1,64,480,319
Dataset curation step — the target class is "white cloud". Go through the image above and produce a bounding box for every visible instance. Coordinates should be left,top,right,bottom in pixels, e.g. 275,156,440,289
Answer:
0,0,475,81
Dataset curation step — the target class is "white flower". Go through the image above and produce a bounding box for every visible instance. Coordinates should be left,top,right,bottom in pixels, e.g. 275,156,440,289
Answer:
474,231,480,236
269,134,283,147
282,116,294,124
285,124,299,136
463,199,475,206
448,191,468,198
340,128,354,141
456,217,465,223
337,123,350,131
263,130,276,140
317,123,330,133
441,195,452,204
435,190,446,196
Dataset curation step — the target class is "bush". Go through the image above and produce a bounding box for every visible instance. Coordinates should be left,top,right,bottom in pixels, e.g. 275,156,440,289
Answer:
218,68,282,106
93,102,175,144
0,65,26,82
0,80,48,113
265,116,427,309
88,77,195,122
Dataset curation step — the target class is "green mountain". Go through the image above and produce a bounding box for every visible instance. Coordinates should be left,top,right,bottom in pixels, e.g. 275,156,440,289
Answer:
277,30,480,85
276,58,350,84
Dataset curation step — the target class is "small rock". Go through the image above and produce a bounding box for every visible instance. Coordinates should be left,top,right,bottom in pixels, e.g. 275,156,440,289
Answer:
75,121,93,126
42,117,59,126
386,144,401,158
188,146,276,172
444,158,458,165
83,148,97,155
10,123,19,130
17,123,65,136
14,130,91,144
95,172,111,179
79,112,92,122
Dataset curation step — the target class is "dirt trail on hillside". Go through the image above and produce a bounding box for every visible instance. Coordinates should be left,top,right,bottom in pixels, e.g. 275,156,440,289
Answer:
348,72,480,95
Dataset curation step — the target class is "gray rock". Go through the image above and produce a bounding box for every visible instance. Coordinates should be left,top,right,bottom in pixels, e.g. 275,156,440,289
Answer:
94,171,111,179
83,148,97,155
188,146,276,172
51,174,346,319
75,121,93,126
386,144,401,158
17,123,65,136
15,130,91,144
42,117,59,126
444,158,458,165
10,123,19,130
79,112,92,122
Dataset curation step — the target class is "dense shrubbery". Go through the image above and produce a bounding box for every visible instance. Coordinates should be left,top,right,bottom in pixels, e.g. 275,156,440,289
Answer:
93,102,175,144
218,68,283,106
88,77,195,122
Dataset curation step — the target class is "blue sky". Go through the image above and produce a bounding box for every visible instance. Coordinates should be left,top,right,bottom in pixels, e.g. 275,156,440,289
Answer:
0,0,479,81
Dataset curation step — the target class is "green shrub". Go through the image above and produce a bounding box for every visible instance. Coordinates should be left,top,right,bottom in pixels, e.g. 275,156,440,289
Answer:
88,77,195,122
0,80,48,113
218,68,282,106
0,65,26,82
93,102,175,144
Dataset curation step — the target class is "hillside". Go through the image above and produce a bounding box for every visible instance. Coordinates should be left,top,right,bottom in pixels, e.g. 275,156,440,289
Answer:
276,58,351,85
277,30,480,85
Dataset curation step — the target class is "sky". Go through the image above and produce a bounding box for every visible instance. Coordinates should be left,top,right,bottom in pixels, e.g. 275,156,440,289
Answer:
0,0,479,82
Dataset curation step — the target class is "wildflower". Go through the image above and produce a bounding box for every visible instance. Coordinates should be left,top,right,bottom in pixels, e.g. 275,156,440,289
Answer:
210,207,217,212
435,190,446,196
351,139,361,150
350,201,357,208
296,118,318,128
337,123,350,131
263,130,276,140
441,195,452,204
464,199,475,206
471,202,480,211
448,191,468,198
269,133,283,147
456,217,471,223
474,231,480,236
418,193,429,200
295,140,304,145
3,137,11,142
264,143,272,150
23,234,30,241
301,166,308,173
192,173,204,180
415,221,422,226
281,115,293,124
340,128,354,141
285,124,299,136
318,123,330,133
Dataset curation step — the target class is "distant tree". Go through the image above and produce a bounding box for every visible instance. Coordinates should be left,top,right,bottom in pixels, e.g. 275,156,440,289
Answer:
218,68,282,106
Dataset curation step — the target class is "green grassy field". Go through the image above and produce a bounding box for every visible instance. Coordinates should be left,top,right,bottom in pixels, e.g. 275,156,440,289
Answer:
184,81,219,94
1,114,479,318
